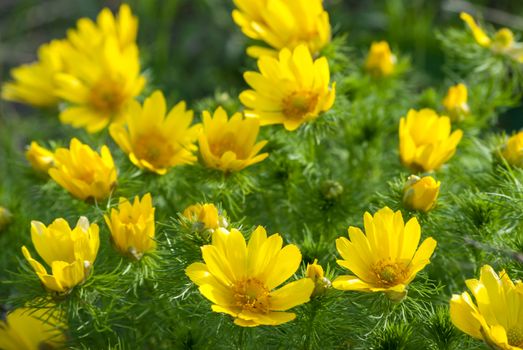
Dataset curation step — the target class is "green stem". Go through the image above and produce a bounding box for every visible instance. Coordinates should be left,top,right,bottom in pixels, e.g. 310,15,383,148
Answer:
304,300,319,350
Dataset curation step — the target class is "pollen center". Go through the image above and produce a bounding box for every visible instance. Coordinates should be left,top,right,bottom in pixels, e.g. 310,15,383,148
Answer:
508,327,523,347
282,91,319,120
372,260,408,287
90,79,127,114
210,132,246,158
134,133,174,168
232,278,270,314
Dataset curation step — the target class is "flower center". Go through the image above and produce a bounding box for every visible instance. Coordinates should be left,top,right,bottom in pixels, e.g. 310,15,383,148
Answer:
89,78,127,114
372,260,408,287
508,327,523,347
210,132,247,159
282,91,319,120
232,278,270,314
133,132,174,168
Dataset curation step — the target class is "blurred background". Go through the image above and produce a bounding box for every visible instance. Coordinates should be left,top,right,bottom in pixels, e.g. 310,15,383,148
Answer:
0,0,522,130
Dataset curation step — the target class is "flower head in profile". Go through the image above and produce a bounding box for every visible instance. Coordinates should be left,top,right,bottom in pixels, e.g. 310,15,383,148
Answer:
49,138,117,201
182,203,227,231
26,142,55,174
55,5,145,133
110,91,200,174
199,107,268,172
402,175,440,212
443,83,470,121
104,193,155,260
0,306,66,350
450,265,523,349
232,0,331,58
1,40,69,107
22,217,100,293
399,108,463,172
240,45,336,131
461,12,523,63
306,259,331,297
501,131,523,168
333,207,437,301
186,226,314,327
365,41,396,77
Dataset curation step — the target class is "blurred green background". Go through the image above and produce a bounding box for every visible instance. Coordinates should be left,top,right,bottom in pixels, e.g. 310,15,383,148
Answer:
0,0,522,129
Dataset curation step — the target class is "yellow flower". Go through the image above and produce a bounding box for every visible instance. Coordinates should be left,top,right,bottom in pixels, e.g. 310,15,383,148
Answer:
110,91,200,175
332,207,437,301
183,203,226,231
0,206,12,232
49,138,117,201
199,107,269,172
450,265,523,349
186,226,314,327
25,142,55,174
104,193,156,260
442,83,470,121
402,175,440,212
21,217,100,293
365,41,396,77
501,131,523,167
0,306,65,350
240,45,336,131
461,12,523,63
306,259,331,297
1,40,68,107
232,0,331,58
399,108,463,172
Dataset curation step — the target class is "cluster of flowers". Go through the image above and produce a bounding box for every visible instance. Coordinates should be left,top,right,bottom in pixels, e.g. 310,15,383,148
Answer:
1,2,523,349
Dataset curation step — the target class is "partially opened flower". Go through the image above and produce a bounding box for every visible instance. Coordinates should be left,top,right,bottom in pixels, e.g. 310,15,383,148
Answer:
461,12,523,63
199,107,268,172
232,0,331,58
333,207,437,301
399,108,463,172
49,138,117,201
25,142,55,174
501,131,523,168
402,175,440,212
186,226,314,327
365,41,396,77
240,45,336,131
22,217,99,293
443,83,470,122
450,265,523,349
110,90,200,174
1,40,68,107
306,259,331,297
104,193,156,260
182,203,226,231
0,306,66,350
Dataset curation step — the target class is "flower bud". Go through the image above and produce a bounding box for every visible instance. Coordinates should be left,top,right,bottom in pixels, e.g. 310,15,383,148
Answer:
306,259,331,297
403,175,440,212
501,131,523,167
182,203,227,232
365,41,396,78
25,141,54,174
321,180,344,200
442,83,470,122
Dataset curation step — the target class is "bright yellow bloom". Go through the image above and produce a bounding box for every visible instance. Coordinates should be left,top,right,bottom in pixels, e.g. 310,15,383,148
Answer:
22,217,100,293
306,259,330,297
1,40,68,107
0,307,65,350
501,131,523,167
461,12,523,63
186,226,314,327
450,265,523,349
399,108,463,172
365,41,396,77
183,203,226,231
49,138,117,201
402,175,440,212
333,207,437,301
443,83,470,122
199,107,268,172
110,91,199,175
232,0,331,58
25,142,55,174
104,193,155,260
240,45,336,131
0,206,12,232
